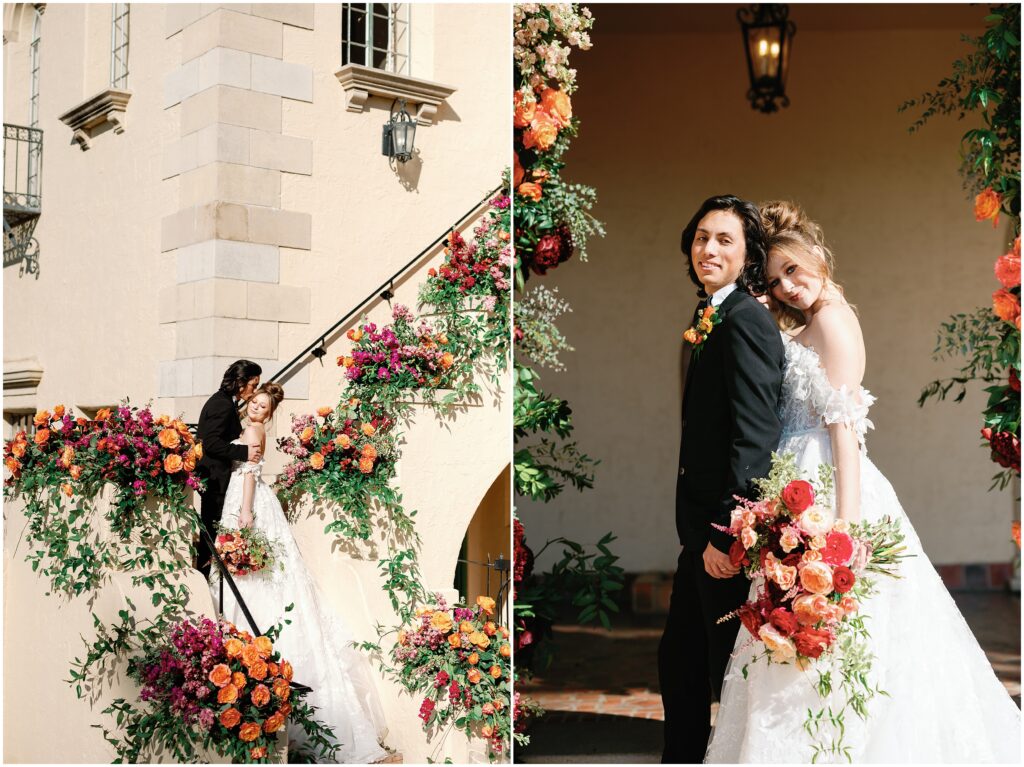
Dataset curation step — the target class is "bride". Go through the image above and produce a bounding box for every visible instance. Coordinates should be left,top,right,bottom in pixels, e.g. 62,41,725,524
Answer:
209,382,388,763
705,202,1021,763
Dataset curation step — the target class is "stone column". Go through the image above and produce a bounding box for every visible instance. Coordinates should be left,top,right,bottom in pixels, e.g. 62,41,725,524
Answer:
159,4,315,422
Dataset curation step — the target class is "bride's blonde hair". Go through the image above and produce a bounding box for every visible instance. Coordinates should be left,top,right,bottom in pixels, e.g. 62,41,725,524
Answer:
248,382,284,421
759,201,853,330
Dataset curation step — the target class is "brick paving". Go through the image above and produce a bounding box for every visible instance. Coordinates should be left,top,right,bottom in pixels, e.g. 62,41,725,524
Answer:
516,592,1020,763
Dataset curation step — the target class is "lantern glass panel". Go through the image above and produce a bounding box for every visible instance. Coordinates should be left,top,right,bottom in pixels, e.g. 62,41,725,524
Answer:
747,26,782,82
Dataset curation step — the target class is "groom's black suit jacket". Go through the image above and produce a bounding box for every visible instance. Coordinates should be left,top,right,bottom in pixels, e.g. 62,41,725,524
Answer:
196,389,248,497
676,289,784,554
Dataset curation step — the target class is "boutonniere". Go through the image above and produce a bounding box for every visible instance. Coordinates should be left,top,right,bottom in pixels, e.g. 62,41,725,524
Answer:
682,304,723,359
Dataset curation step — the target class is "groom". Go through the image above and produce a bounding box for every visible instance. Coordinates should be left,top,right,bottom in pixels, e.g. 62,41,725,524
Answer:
659,195,784,763
195,360,263,577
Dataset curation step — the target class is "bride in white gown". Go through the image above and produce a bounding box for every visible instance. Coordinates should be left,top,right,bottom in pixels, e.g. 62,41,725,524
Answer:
705,202,1021,763
209,383,388,764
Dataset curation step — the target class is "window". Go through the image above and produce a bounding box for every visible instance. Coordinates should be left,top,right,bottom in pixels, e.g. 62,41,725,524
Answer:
27,5,41,198
110,3,130,89
341,4,410,76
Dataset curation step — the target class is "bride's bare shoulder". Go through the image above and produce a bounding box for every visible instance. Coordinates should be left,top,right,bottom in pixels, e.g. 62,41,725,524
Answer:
241,423,265,443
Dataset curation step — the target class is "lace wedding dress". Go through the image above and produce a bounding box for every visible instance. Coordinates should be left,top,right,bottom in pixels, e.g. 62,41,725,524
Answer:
209,441,388,763
705,336,1021,763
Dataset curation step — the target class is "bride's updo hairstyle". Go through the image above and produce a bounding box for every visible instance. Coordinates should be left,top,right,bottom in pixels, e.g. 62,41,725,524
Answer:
759,200,851,330
253,382,285,419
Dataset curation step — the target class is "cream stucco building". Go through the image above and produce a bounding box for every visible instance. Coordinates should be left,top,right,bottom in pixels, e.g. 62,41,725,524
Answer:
518,4,1019,599
3,3,510,762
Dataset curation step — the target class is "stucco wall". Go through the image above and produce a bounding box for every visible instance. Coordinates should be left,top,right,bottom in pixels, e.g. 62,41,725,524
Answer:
518,7,1015,573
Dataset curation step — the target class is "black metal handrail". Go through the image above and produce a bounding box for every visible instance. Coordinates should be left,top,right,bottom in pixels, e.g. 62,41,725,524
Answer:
458,553,511,619
268,184,503,386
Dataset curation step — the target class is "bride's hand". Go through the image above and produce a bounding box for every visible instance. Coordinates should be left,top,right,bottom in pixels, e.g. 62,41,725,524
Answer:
239,509,253,529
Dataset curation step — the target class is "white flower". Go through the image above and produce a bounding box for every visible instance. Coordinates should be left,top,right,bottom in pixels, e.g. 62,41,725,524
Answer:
798,505,834,537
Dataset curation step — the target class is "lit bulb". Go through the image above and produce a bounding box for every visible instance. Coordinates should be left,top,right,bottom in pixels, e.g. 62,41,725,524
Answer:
770,42,780,57
758,39,769,57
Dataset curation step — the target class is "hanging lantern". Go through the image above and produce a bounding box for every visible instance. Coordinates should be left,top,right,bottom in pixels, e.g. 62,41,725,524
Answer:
382,98,416,163
737,4,796,114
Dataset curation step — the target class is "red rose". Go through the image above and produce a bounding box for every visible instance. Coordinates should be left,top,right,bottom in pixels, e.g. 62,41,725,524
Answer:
737,603,763,637
729,539,749,568
793,626,832,659
990,431,1021,471
832,566,856,594
821,531,854,566
781,480,815,513
531,234,563,275
768,607,798,637
782,553,802,569
1010,368,1020,393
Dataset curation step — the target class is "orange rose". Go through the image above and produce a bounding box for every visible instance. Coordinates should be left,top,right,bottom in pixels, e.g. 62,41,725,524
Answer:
467,668,482,684
361,423,376,437
975,188,1002,227
193,442,203,460
338,355,355,368
251,683,271,707
470,631,490,649
59,446,75,468
208,663,232,688
249,660,269,681
476,596,496,615
431,611,454,633
489,664,501,679
517,182,543,202
440,352,454,370
513,89,537,128
448,632,462,648
33,410,50,428
279,701,293,718
219,707,242,728
280,660,293,681
540,87,572,128
53,404,65,419
335,434,352,449
799,560,835,596
241,644,261,668
268,661,279,676
358,456,374,474
61,483,74,497
361,444,378,461
468,651,479,665
263,712,285,734
174,419,191,436
299,426,315,444
225,638,244,658
163,454,183,474
183,450,196,472
11,441,26,458
309,452,325,470
218,684,239,704
238,722,261,742
682,328,701,345
347,328,364,342
499,643,511,658
250,746,267,760
96,408,112,421
317,406,333,417
459,621,475,634
272,678,291,701
158,428,181,450
5,457,21,474
513,153,525,188
995,243,1021,289
483,621,497,636
481,724,494,738
523,111,559,152
500,627,509,639
993,289,1021,325
232,671,247,690
397,629,408,646
254,635,273,658
34,429,50,445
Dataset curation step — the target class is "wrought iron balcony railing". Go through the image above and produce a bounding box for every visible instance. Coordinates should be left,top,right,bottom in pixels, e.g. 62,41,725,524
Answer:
4,123,43,277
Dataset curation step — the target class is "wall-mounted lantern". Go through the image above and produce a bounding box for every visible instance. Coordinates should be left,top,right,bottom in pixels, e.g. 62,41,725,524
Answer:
737,4,796,113
382,98,416,163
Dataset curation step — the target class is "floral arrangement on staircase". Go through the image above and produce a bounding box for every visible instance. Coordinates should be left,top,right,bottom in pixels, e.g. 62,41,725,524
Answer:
511,2,625,746
3,181,513,760
902,4,1021,501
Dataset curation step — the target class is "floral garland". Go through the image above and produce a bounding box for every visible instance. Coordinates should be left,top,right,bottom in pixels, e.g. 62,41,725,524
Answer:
906,4,1021,498
512,3,625,747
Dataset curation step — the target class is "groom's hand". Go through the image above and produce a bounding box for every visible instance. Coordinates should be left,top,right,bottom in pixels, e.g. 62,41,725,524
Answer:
703,543,739,579
247,443,262,462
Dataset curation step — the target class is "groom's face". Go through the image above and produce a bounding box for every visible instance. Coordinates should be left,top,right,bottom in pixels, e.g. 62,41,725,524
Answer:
690,210,747,295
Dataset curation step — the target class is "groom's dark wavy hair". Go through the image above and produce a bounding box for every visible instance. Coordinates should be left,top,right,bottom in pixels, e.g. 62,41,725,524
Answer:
680,194,769,298
219,360,262,396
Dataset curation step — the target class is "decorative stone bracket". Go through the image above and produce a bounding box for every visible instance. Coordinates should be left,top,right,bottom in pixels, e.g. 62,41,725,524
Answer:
3,357,43,411
334,64,456,126
58,88,131,151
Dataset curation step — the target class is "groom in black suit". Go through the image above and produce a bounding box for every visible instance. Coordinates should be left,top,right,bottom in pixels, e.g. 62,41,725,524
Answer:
195,360,263,577
659,195,784,763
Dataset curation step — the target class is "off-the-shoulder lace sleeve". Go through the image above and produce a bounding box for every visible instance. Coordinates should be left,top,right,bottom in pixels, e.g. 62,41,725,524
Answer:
822,384,876,446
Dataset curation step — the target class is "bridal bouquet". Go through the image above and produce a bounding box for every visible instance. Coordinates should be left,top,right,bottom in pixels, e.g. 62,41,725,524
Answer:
104,615,338,764
389,595,512,757
718,452,908,760
214,526,281,576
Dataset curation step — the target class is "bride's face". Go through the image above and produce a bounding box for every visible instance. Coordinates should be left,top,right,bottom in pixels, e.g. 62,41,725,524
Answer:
246,393,273,424
691,210,747,294
766,249,824,312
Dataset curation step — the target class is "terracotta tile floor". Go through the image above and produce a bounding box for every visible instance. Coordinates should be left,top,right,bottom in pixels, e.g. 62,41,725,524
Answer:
516,592,1020,763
